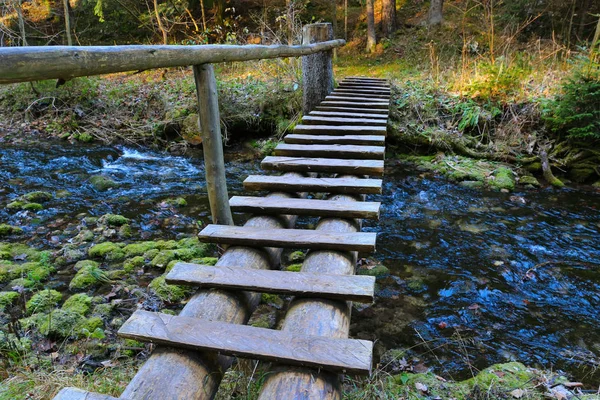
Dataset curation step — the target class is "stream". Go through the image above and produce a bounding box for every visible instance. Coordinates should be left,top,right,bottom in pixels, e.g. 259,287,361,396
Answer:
1,141,599,384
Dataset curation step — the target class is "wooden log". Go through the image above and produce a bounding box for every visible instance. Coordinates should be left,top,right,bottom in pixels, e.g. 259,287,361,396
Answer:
229,196,381,219
320,101,389,109
118,310,373,374
315,105,389,115
0,40,346,84
274,143,385,160
284,134,385,146
166,263,376,302
193,64,233,226
261,155,385,175
53,388,120,400
198,224,377,252
309,110,388,119
302,23,334,114
294,124,387,135
244,175,383,194
302,115,387,126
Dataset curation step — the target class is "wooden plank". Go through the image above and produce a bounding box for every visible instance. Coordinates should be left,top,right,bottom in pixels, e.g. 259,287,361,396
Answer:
284,134,385,146
320,101,389,109
53,388,121,400
229,195,381,219
199,224,377,252
325,95,390,103
261,155,385,175
341,81,389,87
337,83,391,90
309,110,388,119
302,115,387,127
315,105,389,115
118,310,373,374
344,76,388,82
334,88,391,95
294,124,387,135
166,263,376,302
331,91,390,99
275,143,385,160
244,175,383,194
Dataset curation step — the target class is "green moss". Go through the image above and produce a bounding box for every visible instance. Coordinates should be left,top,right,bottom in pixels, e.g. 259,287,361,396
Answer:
22,202,43,211
89,175,119,191
0,224,23,236
143,248,160,260
107,269,127,279
150,250,177,269
100,214,130,227
462,362,534,389
26,290,62,315
118,224,133,238
164,197,187,207
285,263,303,272
62,293,92,315
519,175,540,186
490,167,515,191
6,201,26,210
123,241,158,257
177,237,201,248
69,264,110,290
31,310,104,338
357,264,390,278
0,251,11,260
288,251,305,263
88,242,125,261
260,293,284,308
92,303,113,319
0,291,19,311
148,275,191,303
74,259,99,271
123,256,145,272
569,167,595,183
21,191,53,203
190,257,218,266
406,277,428,293
156,240,179,250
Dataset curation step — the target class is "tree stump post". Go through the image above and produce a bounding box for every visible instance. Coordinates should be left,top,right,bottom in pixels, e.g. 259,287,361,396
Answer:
193,64,233,226
302,23,334,114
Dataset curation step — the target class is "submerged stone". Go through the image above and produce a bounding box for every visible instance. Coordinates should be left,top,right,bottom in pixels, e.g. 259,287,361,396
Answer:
357,264,390,278
89,175,119,191
21,191,53,203
100,214,130,227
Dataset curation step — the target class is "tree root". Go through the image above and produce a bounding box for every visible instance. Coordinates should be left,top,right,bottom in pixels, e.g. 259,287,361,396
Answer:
539,148,565,187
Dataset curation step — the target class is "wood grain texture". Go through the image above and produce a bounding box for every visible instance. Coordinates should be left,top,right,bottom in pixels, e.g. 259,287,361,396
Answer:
309,110,388,119
325,95,390,103
302,115,387,126
334,89,391,96
166,263,375,302
198,224,377,252
244,175,383,194
274,143,385,160
293,124,387,135
320,101,389,109
53,388,120,400
118,310,373,374
330,91,390,99
284,134,385,146
262,155,384,175
336,84,391,91
229,196,381,219
302,23,334,114
315,105,389,115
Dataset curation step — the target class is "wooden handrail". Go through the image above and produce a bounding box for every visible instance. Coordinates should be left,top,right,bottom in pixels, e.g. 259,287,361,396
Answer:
0,40,345,84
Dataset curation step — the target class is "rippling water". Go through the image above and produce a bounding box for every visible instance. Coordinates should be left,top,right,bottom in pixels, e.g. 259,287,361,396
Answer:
1,141,599,382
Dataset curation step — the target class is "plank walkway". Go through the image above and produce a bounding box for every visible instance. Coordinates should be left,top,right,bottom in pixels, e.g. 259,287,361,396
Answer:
55,76,390,400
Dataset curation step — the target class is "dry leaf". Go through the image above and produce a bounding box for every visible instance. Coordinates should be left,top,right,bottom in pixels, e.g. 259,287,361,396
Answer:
415,382,428,393
510,388,525,398
563,382,583,388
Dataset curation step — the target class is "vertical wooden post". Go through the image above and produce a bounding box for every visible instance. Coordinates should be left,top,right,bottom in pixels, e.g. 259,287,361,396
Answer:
302,23,334,115
193,64,233,226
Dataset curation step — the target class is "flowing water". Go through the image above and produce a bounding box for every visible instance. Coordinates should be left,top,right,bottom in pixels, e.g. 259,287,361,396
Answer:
1,141,599,383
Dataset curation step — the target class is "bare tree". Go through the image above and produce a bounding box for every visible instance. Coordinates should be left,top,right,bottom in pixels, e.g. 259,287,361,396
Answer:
427,0,444,26
63,0,73,45
382,0,397,37
153,0,168,44
14,0,27,45
366,0,376,52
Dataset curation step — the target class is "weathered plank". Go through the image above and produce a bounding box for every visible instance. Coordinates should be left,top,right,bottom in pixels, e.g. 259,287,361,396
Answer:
341,81,389,87
119,310,373,374
309,110,388,119
294,124,387,135
315,105,389,115
53,388,121,400
320,101,389,109
274,143,385,160
166,263,376,302
334,88,391,95
244,175,383,194
344,76,388,82
229,196,381,219
337,83,391,90
198,224,377,252
261,155,385,175
302,115,387,126
284,133,385,146
325,95,390,103
331,91,390,99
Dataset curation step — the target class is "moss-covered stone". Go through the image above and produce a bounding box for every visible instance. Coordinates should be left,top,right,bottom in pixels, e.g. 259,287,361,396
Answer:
0,224,23,236
88,242,125,261
26,290,62,314
0,291,19,311
406,277,428,293
519,175,540,187
357,264,390,278
156,240,179,250
6,201,26,210
62,293,92,315
1,261,53,285
26,310,105,338
0,251,11,260
92,303,113,319
569,167,595,183
123,241,159,257
285,263,303,272
150,250,177,269
21,191,53,203
100,214,130,227
459,180,484,189
143,248,160,260
288,251,305,263
69,264,110,290
123,256,145,273
149,275,191,303
260,293,284,308
89,175,119,191
490,167,515,191
107,269,127,280
118,224,133,238
74,259,99,271
164,197,187,207
72,229,95,243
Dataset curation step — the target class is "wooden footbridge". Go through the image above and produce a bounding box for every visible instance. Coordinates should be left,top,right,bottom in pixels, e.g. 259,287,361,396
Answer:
0,23,391,400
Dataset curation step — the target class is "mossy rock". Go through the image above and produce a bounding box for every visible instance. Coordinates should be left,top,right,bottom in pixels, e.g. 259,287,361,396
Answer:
74,259,99,271
62,293,93,315
92,303,113,319
0,251,11,260
118,224,133,238
0,224,23,237
164,197,187,207
88,242,125,261
285,263,303,272
150,250,177,269
148,275,191,303
459,180,484,189
27,310,104,339
156,240,179,250
6,201,26,210
100,214,130,227
143,248,160,260
21,191,52,203
181,113,203,145
23,202,43,211
519,175,540,187
0,291,19,311
177,237,201,248
69,264,110,290
26,289,62,315
357,264,390,278
1,261,53,285
123,256,145,273
123,241,159,257
260,293,284,308
107,269,127,280
89,175,119,191
288,251,305,263
72,229,95,243
490,167,515,191
406,277,428,293
568,167,596,183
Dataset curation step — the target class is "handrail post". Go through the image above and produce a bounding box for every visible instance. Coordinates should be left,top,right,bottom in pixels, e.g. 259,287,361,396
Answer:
302,23,334,114
193,63,233,226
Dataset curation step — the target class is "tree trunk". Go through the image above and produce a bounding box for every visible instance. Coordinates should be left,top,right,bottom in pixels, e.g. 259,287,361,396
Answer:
344,0,348,40
366,0,376,52
286,0,293,45
214,0,225,27
153,0,168,44
200,0,207,31
577,0,591,41
427,0,444,26
540,149,565,188
591,14,600,60
63,0,73,45
381,0,396,37
15,0,27,46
